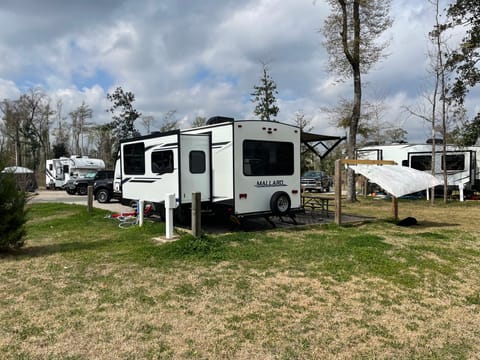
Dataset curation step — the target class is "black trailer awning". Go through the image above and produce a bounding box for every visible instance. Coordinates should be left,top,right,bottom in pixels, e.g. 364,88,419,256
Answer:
300,131,346,160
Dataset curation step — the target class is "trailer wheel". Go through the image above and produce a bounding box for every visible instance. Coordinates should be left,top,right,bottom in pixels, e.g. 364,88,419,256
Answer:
270,191,291,216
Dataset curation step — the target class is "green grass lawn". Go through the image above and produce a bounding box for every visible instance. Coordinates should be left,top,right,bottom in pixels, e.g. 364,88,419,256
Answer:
1,200,479,359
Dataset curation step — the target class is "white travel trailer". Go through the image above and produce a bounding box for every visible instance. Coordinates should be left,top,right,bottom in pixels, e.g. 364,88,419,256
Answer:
46,155,105,189
119,118,307,221
356,142,480,192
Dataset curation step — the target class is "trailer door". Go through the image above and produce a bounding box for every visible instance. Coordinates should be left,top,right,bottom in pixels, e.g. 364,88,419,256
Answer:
179,134,211,203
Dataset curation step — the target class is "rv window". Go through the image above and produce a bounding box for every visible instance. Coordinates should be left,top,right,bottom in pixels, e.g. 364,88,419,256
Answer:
189,151,206,174
124,142,145,175
442,154,465,171
152,150,174,174
410,155,431,171
243,140,294,176
49,164,53,171
63,165,69,174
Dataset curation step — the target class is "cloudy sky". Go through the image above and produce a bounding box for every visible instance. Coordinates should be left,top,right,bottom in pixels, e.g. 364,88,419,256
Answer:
0,0,478,142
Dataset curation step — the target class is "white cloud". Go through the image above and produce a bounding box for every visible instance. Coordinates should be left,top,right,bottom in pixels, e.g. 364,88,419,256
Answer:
0,78,21,99
0,0,477,144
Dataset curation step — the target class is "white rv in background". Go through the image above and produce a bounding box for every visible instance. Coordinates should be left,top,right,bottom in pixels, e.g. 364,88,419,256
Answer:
119,118,303,221
356,142,480,192
46,155,105,189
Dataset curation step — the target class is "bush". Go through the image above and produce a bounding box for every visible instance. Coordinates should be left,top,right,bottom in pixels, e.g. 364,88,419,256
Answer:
0,171,29,250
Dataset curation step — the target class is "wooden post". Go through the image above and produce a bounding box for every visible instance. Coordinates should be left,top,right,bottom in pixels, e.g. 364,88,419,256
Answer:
334,159,342,225
192,192,201,238
392,196,398,222
87,185,93,213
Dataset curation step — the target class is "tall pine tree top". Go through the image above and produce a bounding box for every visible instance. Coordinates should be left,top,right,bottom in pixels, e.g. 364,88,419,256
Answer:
251,64,279,121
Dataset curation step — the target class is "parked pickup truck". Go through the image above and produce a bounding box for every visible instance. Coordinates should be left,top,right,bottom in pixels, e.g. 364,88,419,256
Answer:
64,170,114,196
300,170,331,193
93,173,122,203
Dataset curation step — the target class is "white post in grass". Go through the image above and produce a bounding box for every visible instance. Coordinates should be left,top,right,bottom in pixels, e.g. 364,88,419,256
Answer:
165,193,176,239
138,200,144,226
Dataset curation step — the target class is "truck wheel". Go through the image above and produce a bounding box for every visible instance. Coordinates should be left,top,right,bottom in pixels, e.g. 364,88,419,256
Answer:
96,189,110,203
78,186,87,196
270,191,291,216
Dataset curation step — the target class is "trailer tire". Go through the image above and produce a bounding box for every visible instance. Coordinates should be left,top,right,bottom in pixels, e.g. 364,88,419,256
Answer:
270,191,291,216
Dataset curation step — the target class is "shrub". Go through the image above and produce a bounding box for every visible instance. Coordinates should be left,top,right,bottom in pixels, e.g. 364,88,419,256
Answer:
0,170,29,250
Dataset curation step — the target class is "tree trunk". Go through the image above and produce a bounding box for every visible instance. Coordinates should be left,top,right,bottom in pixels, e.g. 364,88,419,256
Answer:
346,1,361,203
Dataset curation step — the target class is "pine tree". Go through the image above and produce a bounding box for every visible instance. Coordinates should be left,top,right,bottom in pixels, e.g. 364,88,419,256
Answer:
251,64,279,121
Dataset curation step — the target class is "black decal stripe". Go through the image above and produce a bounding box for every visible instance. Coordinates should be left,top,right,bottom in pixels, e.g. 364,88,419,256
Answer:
212,141,231,147
130,179,157,183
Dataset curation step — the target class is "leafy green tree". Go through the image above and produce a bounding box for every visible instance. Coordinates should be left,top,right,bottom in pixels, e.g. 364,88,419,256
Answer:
106,87,141,164
0,160,28,251
322,0,392,201
106,87,141,141
251,63,279,121
452,113,480,146
52,142,69,158
446,0,480,106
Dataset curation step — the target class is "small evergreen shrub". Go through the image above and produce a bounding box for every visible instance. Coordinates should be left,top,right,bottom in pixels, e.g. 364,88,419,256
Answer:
0,170,28,250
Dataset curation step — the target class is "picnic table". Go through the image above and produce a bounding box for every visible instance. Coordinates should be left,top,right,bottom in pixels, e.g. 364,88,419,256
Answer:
301,194,333,217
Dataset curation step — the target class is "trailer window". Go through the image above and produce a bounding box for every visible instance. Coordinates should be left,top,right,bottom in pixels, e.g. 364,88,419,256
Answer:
442,154,465,171
124,143,145,175
152,150,174,174
410,155,431,171
189,151,206,174
243,140,294,176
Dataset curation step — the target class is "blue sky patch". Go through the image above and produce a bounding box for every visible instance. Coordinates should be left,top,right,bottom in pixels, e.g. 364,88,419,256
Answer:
72,68,113,90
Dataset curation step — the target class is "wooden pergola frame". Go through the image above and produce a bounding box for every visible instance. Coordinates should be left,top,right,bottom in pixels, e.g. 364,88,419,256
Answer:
334,159,397,225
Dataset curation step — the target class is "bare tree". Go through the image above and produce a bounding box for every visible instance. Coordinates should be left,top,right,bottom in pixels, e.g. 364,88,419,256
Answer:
159,110,179,132
69,102,93,156
405,0,455,203
51,99,70,156
140,115,154,134
17,89,53,171
191,116,206,128
293,110,314,173
322,0,392,201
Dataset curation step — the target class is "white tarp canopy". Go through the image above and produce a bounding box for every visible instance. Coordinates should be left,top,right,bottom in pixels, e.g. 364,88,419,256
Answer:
349,165,444,198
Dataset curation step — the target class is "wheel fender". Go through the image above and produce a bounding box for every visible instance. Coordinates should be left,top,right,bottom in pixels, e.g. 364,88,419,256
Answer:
270,191,291,215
